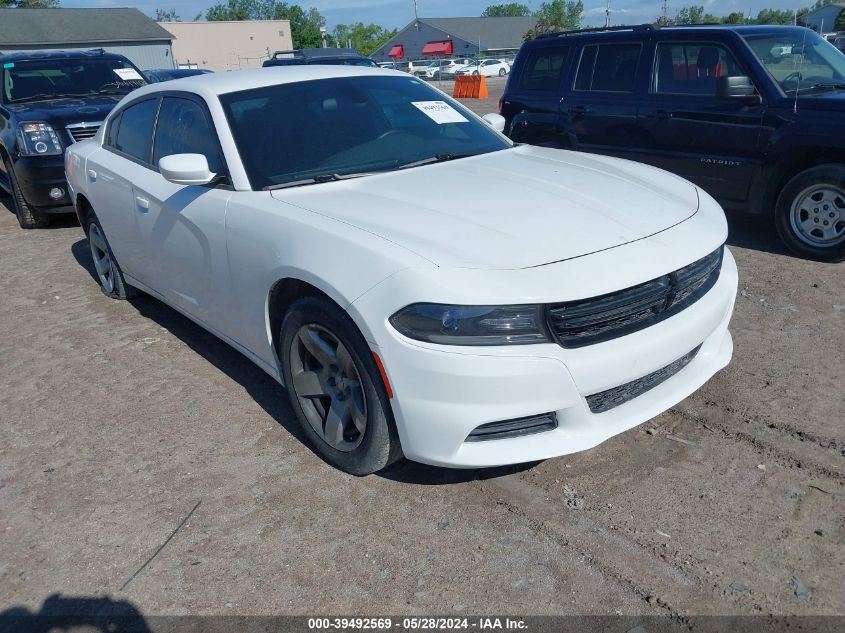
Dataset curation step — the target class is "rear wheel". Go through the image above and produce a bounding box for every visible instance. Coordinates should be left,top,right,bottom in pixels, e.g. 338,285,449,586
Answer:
280,296,402,475
86,212,139,299
498,68,506,77
775,164,845,262
3,157,48,229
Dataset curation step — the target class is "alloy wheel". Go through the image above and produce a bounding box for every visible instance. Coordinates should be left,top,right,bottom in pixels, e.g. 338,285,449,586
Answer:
289,324,368,452
789,184,845,247
88,224,115,294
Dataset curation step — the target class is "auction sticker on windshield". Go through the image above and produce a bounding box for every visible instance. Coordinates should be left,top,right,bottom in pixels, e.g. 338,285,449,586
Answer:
113,68,143,81
412,101,468,124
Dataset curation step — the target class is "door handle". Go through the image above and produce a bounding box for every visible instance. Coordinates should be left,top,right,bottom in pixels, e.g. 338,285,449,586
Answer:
135,196,150,213
87,169,97,182
646,110,672,120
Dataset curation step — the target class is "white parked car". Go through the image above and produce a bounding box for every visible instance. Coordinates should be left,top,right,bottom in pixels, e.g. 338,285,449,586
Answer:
65,66,737,475
456,59,510,77
418,59,466,79
406,59,431,75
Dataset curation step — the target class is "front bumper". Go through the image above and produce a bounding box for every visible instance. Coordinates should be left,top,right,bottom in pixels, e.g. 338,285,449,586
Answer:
352,248,738,468
10,155,74,211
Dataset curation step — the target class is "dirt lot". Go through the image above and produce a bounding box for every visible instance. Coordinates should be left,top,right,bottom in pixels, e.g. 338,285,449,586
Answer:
0,81,843,623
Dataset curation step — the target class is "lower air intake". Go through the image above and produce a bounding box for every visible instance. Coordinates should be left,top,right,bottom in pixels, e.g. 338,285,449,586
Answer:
466,413,558,442
586,345,702,414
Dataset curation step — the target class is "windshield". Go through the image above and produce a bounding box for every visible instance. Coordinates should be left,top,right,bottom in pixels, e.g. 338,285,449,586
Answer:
3,57,145,103
743,30,845,93
220,75,509,190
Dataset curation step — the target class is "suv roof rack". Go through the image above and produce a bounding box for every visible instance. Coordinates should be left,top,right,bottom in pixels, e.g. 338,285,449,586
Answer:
536,24,656,39
272,48,363,59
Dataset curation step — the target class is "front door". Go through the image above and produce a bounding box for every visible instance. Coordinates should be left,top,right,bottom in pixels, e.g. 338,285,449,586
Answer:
637,41,764,205
132,95,234,333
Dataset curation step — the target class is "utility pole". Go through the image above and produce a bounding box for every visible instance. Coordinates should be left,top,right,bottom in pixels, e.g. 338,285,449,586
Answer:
605,0,611,27
661,0,668,24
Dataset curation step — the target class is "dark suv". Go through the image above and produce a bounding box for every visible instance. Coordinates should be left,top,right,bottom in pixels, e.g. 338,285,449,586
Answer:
263,48,377,68
0,50,145,228
502,25,845,260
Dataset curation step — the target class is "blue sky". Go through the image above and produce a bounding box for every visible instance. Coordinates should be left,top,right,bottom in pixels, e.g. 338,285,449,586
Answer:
61,0,812,30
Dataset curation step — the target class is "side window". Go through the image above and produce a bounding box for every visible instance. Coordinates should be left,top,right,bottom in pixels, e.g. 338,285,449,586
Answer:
153,97,223,174
520,47,568,91
574,43,641,92
653,43,744,96
112,98,159,163
105,112,122,148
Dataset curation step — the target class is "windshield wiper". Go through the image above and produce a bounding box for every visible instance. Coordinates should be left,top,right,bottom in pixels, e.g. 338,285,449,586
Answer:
14,92,87,102
395,152,484,171
799,82,845,92
263,172,372,191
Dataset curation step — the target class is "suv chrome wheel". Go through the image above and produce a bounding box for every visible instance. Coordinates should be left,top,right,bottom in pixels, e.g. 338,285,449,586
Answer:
289,323,368,452
789,184,845,247
88,223,115,294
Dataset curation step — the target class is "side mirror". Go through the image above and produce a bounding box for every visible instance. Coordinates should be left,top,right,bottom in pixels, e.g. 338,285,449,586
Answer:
158,153,217,186
717,76,759,102
482,112,506,133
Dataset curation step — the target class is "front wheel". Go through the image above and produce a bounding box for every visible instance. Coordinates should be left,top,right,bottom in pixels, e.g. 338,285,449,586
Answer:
3,157,48,229
775,164,845,262
498,68,506,76
280,296,402,475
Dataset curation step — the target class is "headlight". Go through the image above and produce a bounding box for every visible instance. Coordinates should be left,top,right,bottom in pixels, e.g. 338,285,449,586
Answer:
389,303,551,346
17,122,63,157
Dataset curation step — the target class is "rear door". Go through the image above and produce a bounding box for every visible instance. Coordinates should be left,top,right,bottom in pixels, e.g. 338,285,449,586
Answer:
636,37,764,204
504,44,573,148
91,96,161,278
563,40,647,160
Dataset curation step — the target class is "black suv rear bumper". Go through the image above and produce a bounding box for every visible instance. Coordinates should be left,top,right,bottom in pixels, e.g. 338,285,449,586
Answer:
11,155,74,213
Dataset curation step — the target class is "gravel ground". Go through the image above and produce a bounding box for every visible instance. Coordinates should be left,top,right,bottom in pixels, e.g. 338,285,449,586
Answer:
0,80,843,622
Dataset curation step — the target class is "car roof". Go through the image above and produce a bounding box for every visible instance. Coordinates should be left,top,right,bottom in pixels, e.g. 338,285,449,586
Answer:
0,49,128,63
526,23,812,46
125,65,403,101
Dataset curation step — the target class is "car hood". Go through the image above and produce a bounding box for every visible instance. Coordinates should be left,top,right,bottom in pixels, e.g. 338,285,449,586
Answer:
4,95,123,126
271,145,700,269
794,90,845,111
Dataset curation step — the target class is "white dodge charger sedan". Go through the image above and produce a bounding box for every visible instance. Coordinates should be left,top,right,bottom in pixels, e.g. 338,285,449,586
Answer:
65,66,737,475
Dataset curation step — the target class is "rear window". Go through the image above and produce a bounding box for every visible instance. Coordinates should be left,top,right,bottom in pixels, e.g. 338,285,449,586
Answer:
520,47,568,91
574,43,641,92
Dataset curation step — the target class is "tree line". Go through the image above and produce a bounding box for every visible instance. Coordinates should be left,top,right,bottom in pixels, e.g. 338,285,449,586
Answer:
155,1,396,56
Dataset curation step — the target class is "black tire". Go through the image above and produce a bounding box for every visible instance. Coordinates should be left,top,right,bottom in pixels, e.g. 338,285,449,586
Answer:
472,70,479,76
85,211,139,299
774,164,845,262
280,296,402,475
498,68,506,77
3,157,48,229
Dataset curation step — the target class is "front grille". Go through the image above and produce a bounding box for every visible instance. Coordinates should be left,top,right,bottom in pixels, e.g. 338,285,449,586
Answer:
547,246,723,348
466,413,557,442
67,124,101,143
586,345,701,414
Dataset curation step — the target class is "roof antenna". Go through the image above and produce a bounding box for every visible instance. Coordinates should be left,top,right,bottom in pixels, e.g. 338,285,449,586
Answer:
793,27,808,114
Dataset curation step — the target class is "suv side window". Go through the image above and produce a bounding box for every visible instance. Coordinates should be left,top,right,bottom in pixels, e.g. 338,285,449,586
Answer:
653,43,744,96
110,98,160,164
520,47,568,91
574,43,641,92
153,97,223,174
